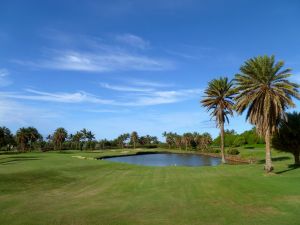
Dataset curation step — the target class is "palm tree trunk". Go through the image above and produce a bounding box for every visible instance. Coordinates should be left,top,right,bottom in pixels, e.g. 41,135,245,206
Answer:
220,123,226,163
264,129,273,172
133,141,136,149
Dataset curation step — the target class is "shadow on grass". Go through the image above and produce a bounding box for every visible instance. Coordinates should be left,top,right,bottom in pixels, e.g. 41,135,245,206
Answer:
0,156,40,165
276,164,300,174
258,156,291,164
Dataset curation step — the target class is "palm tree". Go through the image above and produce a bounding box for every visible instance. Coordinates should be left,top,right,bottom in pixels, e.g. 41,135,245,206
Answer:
53,128,68,150
16,128,28,152
162,132,174,149
0,126,15,150
130,131,138,149
72,132,83,150
182,133,193,151
235,55,300,172
272,112,300,165
85,131,95,141
201,77,236,163
117,133,130,149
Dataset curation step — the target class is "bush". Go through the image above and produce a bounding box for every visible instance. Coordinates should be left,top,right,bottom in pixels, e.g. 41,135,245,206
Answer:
227,148,240,155
233,136,246,147
205,148,220,153
143,144,158,149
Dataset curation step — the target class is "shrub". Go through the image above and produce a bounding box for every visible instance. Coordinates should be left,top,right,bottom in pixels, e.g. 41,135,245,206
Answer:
227,148,240,155
205,148,220,153
233,136,246,147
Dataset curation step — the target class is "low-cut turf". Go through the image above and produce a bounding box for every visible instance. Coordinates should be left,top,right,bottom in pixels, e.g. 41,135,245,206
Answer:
0,148,299,225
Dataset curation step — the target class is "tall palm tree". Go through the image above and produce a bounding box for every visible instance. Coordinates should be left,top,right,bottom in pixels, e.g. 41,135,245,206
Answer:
235,55,300,172
163,132,174,149
182,133,193,151
53,128,68,150
130,131,138,149
174,134,182,150
16,128,28,152
201,77,236,163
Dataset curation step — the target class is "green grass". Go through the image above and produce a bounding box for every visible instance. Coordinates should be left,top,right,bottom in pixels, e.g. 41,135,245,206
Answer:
0,148,299,225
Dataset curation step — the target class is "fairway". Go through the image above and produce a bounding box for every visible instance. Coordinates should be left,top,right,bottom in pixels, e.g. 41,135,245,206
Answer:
1,150,300,225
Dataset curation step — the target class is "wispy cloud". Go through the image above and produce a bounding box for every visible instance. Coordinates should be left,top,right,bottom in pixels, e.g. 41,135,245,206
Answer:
0,86,202,107
129,79,173,88
115,33,149,49
129,89,202,106
0,89,115,104
0,68,9,77
0,98,63,128
14,33,174,72
84,109,130,113
99,82,154,92
0,68,12,86
165,49,203,60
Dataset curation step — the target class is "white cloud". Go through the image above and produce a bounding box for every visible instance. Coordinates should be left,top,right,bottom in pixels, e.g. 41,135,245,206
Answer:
129,79,173,88
99,82,154,92
0,87,202,107
0,98,62,129
84,109,130,113
16,50,173,72
0,89,115,104
129,89,202,106
115,33,149,49
0,68,9,77
0,68,12,86
14,33,174,72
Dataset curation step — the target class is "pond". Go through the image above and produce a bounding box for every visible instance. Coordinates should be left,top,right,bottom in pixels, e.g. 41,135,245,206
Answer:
102,153,221,167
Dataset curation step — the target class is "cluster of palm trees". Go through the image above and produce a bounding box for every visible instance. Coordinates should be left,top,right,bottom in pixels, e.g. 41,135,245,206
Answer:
46,128,96,150
16,127,42,151
162,131,212,151
201,55,300,172
114,132,159,149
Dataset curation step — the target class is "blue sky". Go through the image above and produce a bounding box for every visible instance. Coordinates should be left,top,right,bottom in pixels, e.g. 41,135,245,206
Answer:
1,0,300,140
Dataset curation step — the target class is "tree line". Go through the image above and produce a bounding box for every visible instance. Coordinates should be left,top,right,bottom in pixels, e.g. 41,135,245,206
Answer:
1,125,265,155
0,126,214,152
0,127,160,152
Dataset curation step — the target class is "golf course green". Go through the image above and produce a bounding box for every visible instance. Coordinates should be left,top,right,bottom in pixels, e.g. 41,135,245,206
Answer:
0,148,299,225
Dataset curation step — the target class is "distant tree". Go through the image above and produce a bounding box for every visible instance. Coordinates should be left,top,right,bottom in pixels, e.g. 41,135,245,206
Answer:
72,132,84,150
272,112,300,165
16,127,42,151
130,131,139,149
235,55,300,172
202,132,213,147
53,128,68,150
233,136,246,147
182,133,193,150
99,139,111,149
201,77,236,163
194,132,212,150
174,134,182,150
117,133,130,148
162,132,174,149
0,126,15,150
